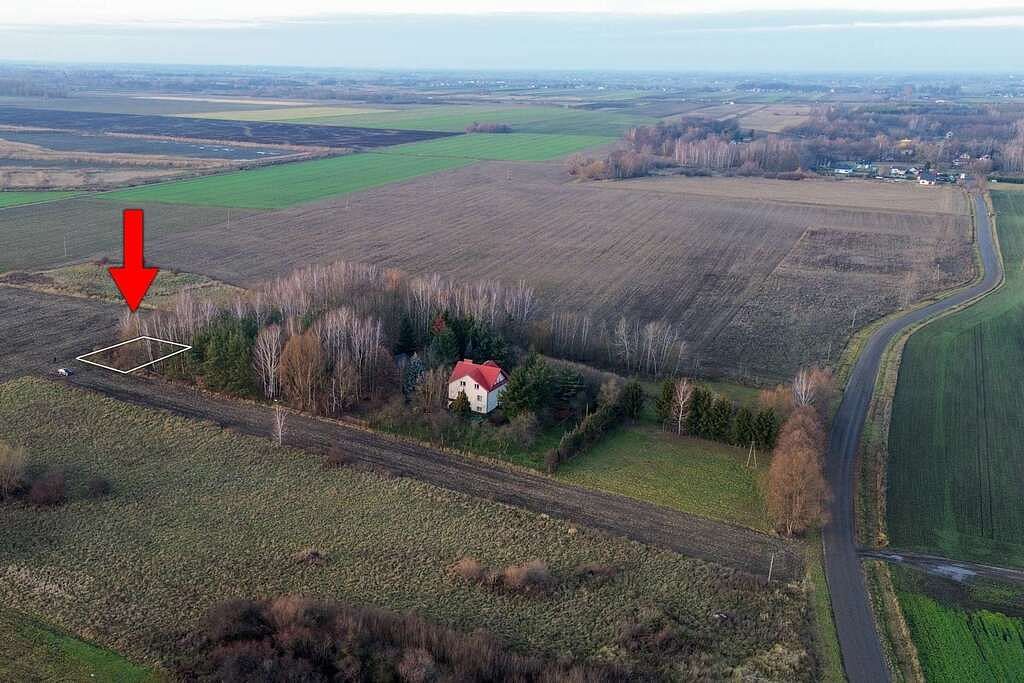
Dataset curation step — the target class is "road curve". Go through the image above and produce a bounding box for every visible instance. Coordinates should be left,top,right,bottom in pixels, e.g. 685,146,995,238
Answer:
823,192,1001,682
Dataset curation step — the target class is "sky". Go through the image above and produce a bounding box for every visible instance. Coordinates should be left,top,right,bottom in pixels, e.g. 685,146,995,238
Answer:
1,2,1023,71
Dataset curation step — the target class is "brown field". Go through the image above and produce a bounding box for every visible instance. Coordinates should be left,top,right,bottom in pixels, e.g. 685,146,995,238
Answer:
143,163,974,381
737,105,813,132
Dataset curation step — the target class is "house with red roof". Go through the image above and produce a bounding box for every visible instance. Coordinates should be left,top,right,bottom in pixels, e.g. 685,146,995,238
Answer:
447,359,508,414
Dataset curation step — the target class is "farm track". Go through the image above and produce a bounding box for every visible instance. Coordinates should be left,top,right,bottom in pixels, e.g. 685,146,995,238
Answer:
823,193,1000,682
1,286,803,582
859,548,1024,588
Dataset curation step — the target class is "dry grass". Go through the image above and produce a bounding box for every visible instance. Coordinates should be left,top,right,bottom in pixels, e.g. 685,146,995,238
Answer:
737,105,813,133
0,377,815,678
152,162,974,380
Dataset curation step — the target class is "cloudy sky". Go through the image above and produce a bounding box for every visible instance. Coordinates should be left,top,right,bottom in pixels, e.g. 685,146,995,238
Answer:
1,2,1023,70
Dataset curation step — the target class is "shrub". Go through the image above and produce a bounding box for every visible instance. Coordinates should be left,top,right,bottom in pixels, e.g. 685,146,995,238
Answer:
291,548,329,567
203,599,273,643
575,562,618,583
500,560,553,595
450,557,486,583
322,447,350,469
0,441,26,500
85,476,112,499
28,469,66,506
505,412,539,450
544,449,560,474
397,648,438,682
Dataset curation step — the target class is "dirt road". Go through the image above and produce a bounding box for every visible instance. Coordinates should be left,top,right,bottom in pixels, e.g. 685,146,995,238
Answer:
1,285,802,581
860,548,1024,587
823,192,1002,682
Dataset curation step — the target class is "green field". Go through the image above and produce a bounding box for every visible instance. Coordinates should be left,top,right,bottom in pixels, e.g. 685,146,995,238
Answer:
557,426,768,531
888,191,1024,566
0,191,79,209
0,608,153,682
893,568,1024,682
379,133,615,162
0,378,811,676
101,153,474,208
191,104,655,137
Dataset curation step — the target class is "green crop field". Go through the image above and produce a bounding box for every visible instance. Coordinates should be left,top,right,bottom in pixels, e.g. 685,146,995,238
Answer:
191,104,655,137
0,191,79,209
101,153,474,208
557,426,768,531
379,133,615,162
0,608,153,682
0,378,812,676
893,568,1024,682
888,191,1024,566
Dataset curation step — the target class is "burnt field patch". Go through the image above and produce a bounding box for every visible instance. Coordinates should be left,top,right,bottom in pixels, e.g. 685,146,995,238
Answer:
0,107,458,149
147,164,974,381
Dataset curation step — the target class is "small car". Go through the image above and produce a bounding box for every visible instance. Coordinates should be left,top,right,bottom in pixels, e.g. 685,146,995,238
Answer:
57,367,74,377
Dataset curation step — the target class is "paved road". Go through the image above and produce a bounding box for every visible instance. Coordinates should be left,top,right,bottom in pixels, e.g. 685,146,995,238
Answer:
0,286,803,581
823,192,1002,682
860,547,1024,587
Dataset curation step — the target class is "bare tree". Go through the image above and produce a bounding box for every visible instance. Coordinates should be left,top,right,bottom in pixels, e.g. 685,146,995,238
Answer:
792,368,815,408
0,441,26,500
766,407,830,536
253,324,283,399
272,405,287,447
671,378,694,435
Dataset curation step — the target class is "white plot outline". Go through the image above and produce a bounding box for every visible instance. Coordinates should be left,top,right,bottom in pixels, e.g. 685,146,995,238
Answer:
75,335,192,375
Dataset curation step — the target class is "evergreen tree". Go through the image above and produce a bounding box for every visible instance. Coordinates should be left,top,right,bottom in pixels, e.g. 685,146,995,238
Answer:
754,408,780,450
620,381,646,419
402,353,425,398
707,396,735,442
394,314,418,356
451,390,472,416
688,387,713,437
655,379,675,423
428,327,460,367
500,354,554,418
733,406,756,447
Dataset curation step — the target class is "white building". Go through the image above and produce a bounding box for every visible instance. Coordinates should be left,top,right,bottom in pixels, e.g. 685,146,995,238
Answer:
448,359,508,414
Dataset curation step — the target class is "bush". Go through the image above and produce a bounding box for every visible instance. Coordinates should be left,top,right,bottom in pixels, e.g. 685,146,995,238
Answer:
449,557,486,583
322,446,350,469
291,548,329,567
575,562,619,583
191,596,626,681
505,412,538,450
85,476,112,499
500,560,553,595
28,469,65,506
0,441,26,500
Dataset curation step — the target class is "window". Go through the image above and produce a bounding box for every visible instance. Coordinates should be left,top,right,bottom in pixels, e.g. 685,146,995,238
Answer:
460,380,466,386
474,383,479,390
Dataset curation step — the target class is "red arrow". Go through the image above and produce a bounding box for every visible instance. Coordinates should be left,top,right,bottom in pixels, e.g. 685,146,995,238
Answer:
108,209,159,312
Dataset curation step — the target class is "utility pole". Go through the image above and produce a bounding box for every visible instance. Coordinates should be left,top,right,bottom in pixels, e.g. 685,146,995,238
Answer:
767,552,775,584
63,232,68,259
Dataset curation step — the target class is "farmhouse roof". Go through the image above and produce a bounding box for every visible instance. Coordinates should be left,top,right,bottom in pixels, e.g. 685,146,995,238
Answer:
449,359,507,392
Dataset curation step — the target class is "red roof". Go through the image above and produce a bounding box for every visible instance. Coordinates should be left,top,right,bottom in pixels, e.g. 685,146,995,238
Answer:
448,359,507,392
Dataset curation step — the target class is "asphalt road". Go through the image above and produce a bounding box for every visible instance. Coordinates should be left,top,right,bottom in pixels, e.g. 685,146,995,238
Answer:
0,285,803,582
823,192,1002,682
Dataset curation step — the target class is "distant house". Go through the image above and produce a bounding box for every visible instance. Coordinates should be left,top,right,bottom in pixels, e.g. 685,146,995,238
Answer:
919,172,938,186
448,359,508,414
890,167,907,177
834,167,853,175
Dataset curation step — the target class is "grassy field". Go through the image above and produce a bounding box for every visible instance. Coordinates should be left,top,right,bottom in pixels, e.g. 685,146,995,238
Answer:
189,104,655,137
0,198,260,274
101,153,474,208
0,608,153,682
185,105,394,121
557,426,767,530
0,263,241,308
893,567,1024,682
888,191,1024,566
0,191,79,208
378,133,615,162
0,378,813,677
